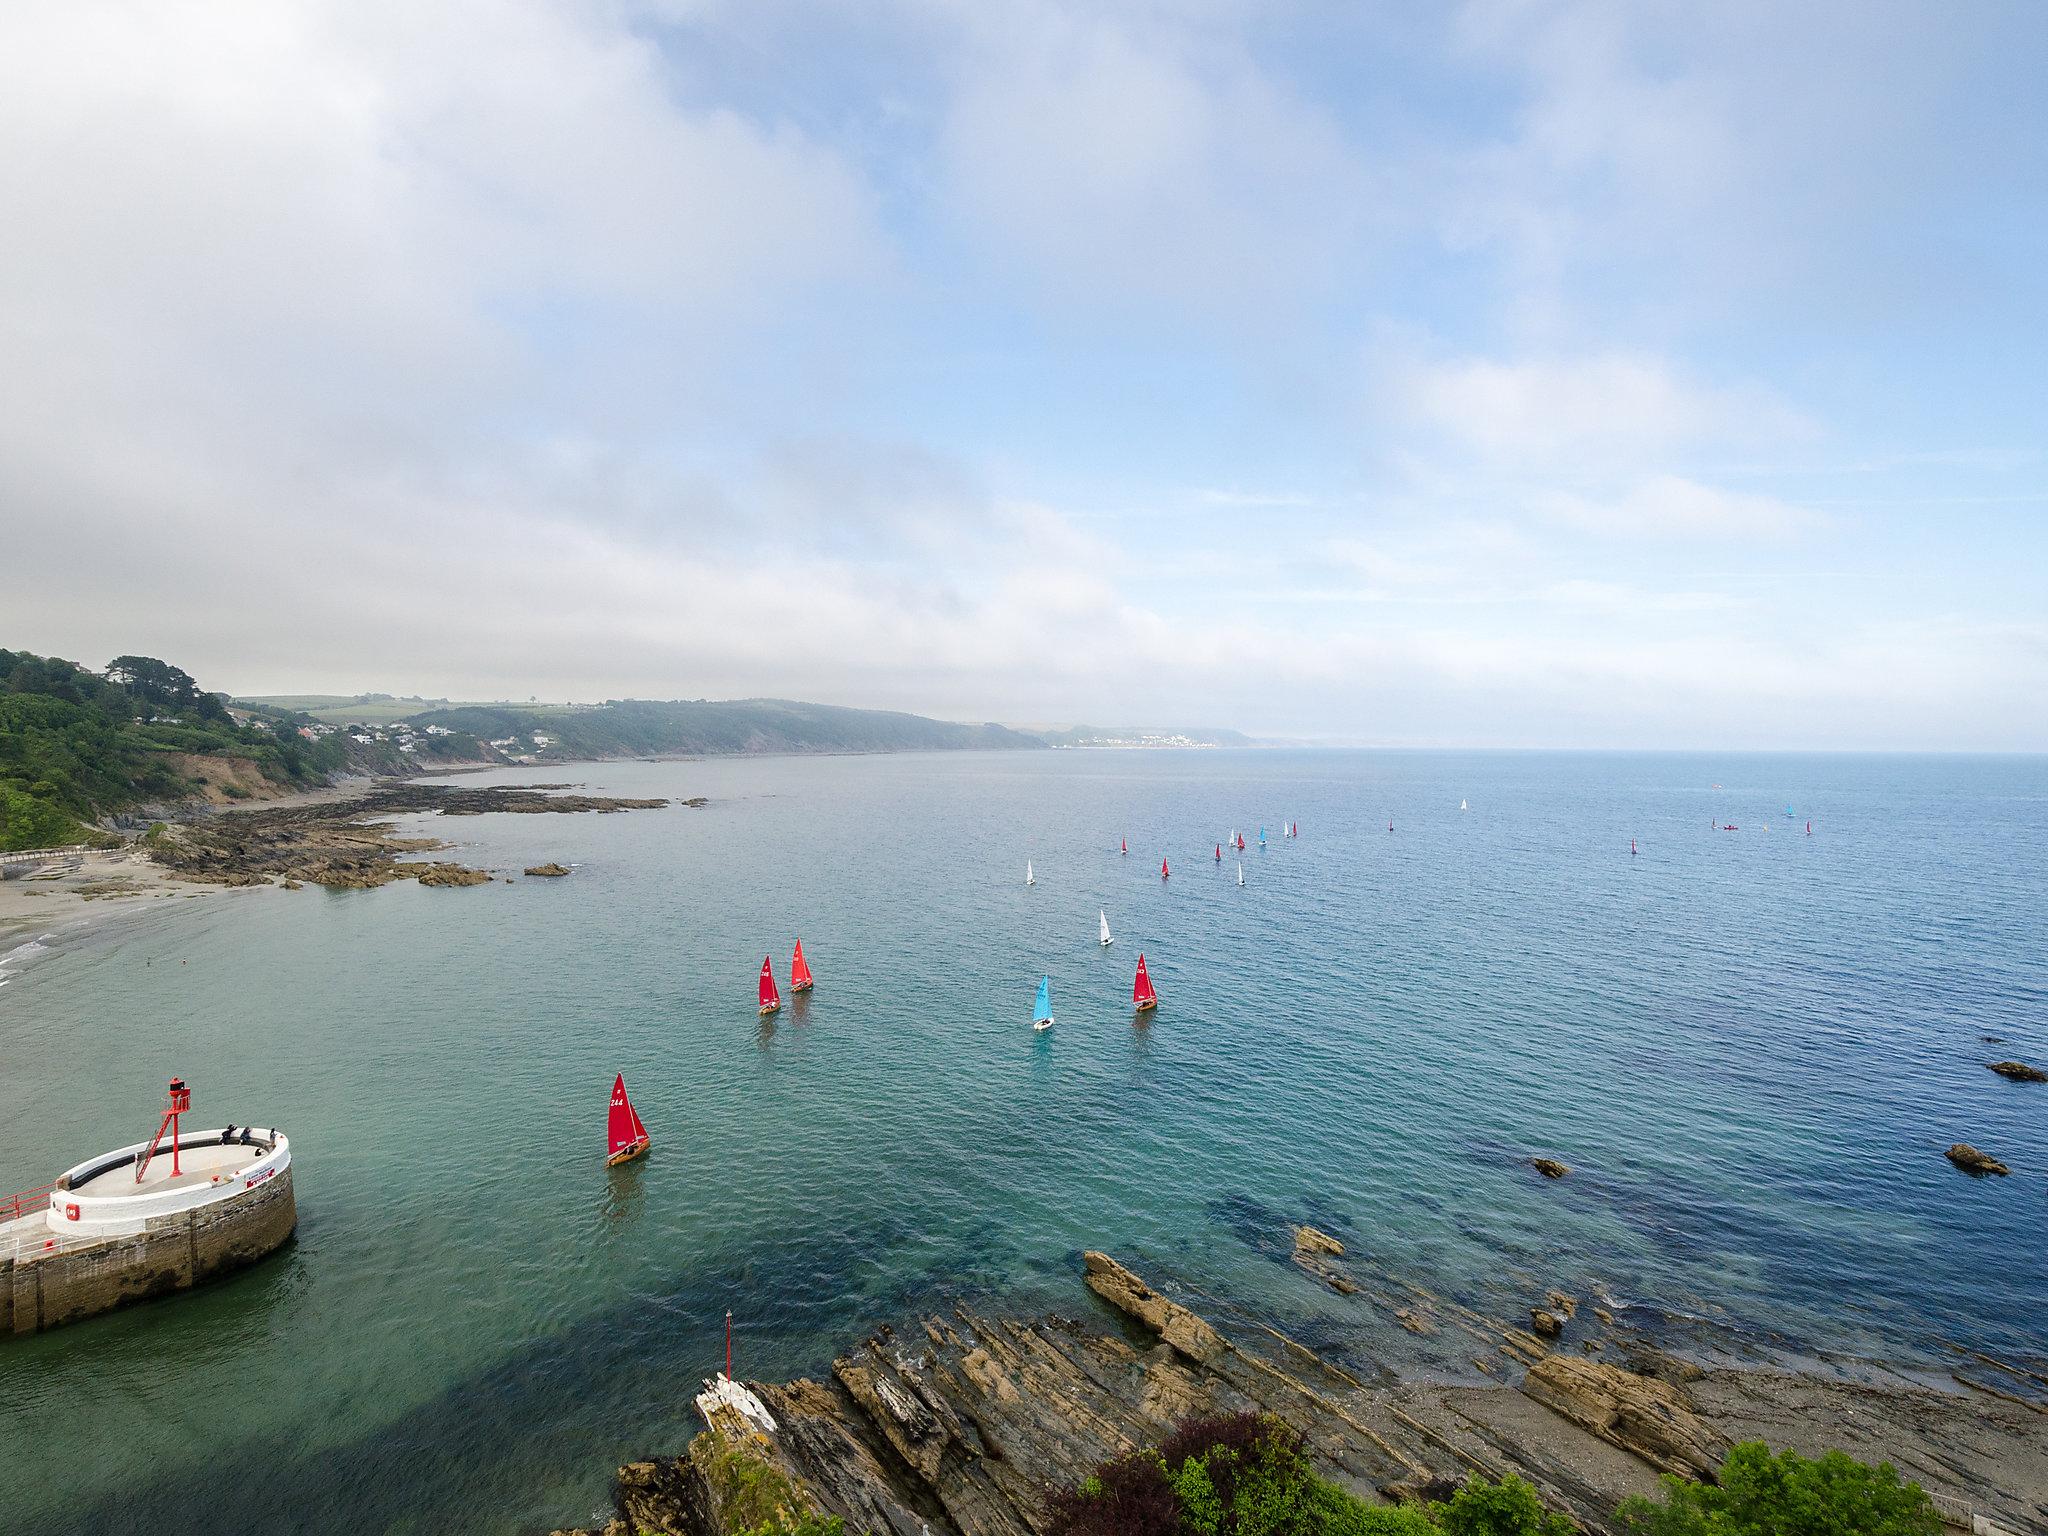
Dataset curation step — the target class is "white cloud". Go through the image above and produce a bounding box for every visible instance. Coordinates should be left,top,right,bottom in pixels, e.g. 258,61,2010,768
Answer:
1400,351,1811,462
935,4,1374,321
1539,475,1819,539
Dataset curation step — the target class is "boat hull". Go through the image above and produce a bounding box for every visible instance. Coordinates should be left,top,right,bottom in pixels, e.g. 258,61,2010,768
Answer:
792,982,814,994
759,1002,781,1015
1134,999,1157,1013
606,1137,650,1168
1033,1018,1054,1031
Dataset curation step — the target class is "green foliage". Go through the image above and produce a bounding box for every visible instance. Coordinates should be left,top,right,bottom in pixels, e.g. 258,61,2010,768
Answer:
698,1437,845,1536
738,1513,844,1536
1436,1476,1575,1536
1616,1441,1939,1536
1053,1413,1440,1536
0,782,99,852
409,697,1045,758
0,648,335,843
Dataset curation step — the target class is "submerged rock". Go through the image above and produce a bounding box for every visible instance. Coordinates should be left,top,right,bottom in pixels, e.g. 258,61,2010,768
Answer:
1988,1060,2047,1083
416,863,493,887
1293,1224,1345,1257
525,862,573,877
1531,1308,1564,1340
1947,1143,2012,1176
1532,1158,1571,1179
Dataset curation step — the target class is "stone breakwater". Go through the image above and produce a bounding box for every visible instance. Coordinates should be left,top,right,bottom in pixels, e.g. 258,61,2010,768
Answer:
143,782,674,890
552,1253,2048,1536
3,1165,296,1337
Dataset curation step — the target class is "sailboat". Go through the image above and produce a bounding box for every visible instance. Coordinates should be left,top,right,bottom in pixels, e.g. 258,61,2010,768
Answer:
758,956,781,1016
1236,862,1244,887
1120,837,1127,856
1133,953,1159,1014
1160,855,1170,880
1460,799,1468,812
1214,842,1222,862
1630,839,1637,856
791,940,814,994
606,1073,650,1168
1236,832,1245,851
1258,826,1266,847
1033,976,1054,1032
1099,911,1113,947
1026,860,1035,886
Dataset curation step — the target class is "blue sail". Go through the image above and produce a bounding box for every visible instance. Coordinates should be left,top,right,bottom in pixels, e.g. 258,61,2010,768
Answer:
1034,976,1053,1023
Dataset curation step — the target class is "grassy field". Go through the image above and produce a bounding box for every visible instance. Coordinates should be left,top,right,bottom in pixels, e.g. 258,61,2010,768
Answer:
238,695,554,726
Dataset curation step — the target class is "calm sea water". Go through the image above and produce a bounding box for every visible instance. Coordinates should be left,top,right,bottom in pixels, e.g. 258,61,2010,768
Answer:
1,750,2043,1535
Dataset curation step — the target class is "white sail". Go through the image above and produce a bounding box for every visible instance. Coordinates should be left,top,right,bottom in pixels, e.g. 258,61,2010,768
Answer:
1236,863,1244,886
1026,860,1034,885
1460,799,1468,812
1099,910,1113,946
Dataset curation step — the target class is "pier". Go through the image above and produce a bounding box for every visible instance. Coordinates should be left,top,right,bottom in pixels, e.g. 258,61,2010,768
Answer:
2,1080,296,1337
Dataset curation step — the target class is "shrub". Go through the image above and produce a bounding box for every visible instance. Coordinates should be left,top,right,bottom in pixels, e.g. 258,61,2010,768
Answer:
1048,1451,1182,1536
1053,1412,1439,1536
1616,1441,1939,1536
1436,1475,1575,1536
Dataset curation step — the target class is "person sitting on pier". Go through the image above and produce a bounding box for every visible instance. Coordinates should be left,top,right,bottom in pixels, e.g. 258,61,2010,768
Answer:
239,1127,256,1145
222,1123,237,1143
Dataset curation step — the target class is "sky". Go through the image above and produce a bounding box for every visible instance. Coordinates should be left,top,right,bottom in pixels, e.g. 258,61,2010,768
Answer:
2,1,2044,749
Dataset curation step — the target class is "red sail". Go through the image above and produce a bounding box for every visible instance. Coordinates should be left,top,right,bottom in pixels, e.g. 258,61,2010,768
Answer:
1133,954,1157,1007
791,940,813,990
1236,833,1245,850
759,956,780,1008
1160,855,1169,879
607,1074,648,1158
1120,837,1127,854
1214,843,1221,860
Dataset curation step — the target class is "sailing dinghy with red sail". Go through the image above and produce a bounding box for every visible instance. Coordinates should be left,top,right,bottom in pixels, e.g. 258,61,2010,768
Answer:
606,1073,651,1167
1133,954,1159,1014
791,941,814,994
1160,855,1170,880
758,956,782,1016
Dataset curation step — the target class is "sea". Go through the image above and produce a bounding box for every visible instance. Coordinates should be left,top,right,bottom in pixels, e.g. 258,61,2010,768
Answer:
1,749,2043,1535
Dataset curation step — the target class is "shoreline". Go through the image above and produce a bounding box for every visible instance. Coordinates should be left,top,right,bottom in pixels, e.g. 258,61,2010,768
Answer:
552,1250,2045,1536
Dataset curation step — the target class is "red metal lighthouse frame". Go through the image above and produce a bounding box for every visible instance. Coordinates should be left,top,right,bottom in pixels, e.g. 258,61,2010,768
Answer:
134,1076,192,1183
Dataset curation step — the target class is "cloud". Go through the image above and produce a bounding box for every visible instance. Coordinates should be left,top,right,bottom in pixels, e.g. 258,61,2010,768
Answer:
1538,475,1819,539
934,3,1374,323
1399,351,1811,462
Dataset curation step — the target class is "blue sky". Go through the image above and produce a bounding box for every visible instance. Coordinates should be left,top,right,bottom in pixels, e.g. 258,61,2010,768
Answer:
2,1,2043,746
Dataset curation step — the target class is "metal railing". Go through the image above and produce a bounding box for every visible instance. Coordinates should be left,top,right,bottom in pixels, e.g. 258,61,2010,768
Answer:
0,845,90,867
1,1185,53,1223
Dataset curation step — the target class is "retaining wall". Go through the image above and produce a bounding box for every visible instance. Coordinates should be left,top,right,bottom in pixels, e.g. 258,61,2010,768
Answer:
2,1165,296,1337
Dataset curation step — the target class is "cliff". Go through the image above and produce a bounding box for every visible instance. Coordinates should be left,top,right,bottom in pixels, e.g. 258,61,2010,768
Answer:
550,1253,2048,1536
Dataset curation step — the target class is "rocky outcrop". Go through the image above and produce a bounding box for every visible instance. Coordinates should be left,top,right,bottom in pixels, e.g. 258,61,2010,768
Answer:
1531,1309,1564,1340
525,862,573,877
1288,1225,1359,1294
142,783,669,891
1988,1061,2047,1083
1521,1353,1729,1482
416,863,493,887
1947,1143,2012,1176
1532,1158,1571,1179
547,1252,2048,1536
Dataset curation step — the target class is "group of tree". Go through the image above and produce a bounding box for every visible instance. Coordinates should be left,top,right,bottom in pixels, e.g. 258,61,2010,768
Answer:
1046,1412,1939,1536
0,648,343,850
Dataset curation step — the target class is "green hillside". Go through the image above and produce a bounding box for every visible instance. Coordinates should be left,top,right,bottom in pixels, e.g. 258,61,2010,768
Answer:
0,650,348,850
410,697,1045,758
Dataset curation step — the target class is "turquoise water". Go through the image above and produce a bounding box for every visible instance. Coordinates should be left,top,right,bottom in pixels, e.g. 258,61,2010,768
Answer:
1,749,2043,1535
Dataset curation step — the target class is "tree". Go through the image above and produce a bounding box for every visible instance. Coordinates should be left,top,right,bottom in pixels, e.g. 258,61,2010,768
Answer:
106,655,203,711
1616,1442,1939,1536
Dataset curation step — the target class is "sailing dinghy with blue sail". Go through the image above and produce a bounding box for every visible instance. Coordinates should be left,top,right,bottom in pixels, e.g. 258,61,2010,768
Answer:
1033,976,1055,1032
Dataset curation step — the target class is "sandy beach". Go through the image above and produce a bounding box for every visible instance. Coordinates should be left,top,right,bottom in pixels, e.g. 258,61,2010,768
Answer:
0,848,231,955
